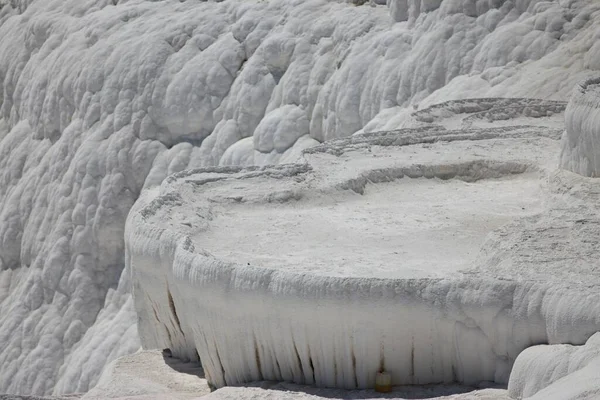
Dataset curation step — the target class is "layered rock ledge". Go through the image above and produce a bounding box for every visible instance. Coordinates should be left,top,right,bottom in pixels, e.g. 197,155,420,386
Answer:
126,101,600,393
561,77,600,177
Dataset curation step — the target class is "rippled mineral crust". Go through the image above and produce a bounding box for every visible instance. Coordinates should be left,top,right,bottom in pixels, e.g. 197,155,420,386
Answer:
2,0,600,395
560,77,600,177
127,113,600,392
508,332,600,400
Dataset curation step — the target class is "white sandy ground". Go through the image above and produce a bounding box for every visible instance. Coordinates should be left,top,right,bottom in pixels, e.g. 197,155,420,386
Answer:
1,0,600,395
82,350,511,400
0,350,509,400
54,337,600,400
204,387,509,400
81,351,209,400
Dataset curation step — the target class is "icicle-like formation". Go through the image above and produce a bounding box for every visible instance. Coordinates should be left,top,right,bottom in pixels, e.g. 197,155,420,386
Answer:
560,77,600,176
1,0,600,394
127,125,600,390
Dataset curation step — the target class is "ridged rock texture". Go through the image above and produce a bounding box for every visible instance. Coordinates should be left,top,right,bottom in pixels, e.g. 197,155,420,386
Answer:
560,77,600,176
0,0,599,395
126,104,600,392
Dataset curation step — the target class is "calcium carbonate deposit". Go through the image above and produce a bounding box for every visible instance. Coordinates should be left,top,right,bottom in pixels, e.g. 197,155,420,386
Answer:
126,97,600,399
1,0,600,398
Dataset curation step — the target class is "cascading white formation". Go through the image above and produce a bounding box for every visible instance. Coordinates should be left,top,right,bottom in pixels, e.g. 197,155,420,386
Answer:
1,0,600,395
508,333,600,400
560,77,600,177
502,79,600,400
126,110,600,391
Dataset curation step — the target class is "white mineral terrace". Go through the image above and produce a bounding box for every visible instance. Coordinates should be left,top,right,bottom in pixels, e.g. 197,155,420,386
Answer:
3,0,600,395
126,99,600,393
199,171,542,279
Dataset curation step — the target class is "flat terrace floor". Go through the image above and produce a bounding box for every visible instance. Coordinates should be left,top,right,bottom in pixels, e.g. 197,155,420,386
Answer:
197,172,543,279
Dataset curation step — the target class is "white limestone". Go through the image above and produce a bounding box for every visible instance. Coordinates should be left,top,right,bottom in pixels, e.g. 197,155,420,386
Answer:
508,333,600,399
560,77,600,177
81,350,210,400
126,102,600,393
1,0,600,395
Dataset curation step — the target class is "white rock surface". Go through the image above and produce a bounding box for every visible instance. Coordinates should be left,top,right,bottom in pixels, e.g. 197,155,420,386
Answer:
81,350,210,400
126,102,600,394
560,77,600,177
1,0,600,395
43,350,512,400
204,384,509,400
508,333,600,400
